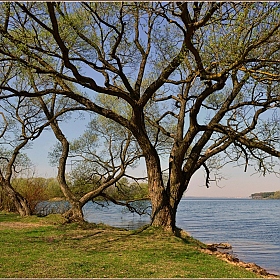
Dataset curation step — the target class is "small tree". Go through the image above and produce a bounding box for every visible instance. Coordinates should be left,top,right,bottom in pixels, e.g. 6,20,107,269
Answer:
12,177,49,213
0,86,51,215
0,140,32,216
47,111,142,221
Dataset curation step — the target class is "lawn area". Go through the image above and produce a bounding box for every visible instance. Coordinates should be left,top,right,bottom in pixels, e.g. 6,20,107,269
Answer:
0,211,261,278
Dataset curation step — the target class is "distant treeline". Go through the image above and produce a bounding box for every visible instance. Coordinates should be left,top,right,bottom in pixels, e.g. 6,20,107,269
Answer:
0,177,149,214
251,191,280,199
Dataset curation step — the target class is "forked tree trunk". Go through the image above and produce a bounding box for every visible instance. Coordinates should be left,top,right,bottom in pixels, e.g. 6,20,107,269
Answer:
58,179,84,222
146,151,187,232
149,185,180,232
146,156,176,231
150,198,176,231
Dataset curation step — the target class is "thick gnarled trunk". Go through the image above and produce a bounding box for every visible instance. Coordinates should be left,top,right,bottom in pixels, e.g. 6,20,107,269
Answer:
63,201,84,222
150,201,176,231
145,155,176,231
13,194,31,216
2,182,31,216
146,148,188,232
149,179,183,232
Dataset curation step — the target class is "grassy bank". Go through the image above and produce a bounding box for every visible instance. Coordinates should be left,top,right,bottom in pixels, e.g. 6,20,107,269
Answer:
0,212,261,278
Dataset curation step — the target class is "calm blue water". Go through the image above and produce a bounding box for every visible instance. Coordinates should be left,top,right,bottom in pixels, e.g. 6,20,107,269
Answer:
83,198,280,275
177,199,280,276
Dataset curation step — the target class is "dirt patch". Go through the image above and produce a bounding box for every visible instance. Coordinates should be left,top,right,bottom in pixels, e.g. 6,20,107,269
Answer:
0,221,43,229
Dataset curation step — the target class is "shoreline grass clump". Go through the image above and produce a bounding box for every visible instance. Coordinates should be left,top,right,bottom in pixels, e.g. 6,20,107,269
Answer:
0,211,269,278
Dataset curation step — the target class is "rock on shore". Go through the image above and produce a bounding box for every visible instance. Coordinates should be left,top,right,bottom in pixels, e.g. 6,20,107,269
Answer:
202,243,279,278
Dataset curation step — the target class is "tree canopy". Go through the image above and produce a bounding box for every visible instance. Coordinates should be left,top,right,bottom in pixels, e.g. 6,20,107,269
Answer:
0,2,279,230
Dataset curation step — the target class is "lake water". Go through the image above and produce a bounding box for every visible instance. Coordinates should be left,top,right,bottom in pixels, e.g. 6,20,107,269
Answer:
83,198,280,275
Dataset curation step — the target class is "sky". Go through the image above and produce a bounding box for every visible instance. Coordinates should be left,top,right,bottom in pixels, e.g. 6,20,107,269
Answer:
26,113,280,199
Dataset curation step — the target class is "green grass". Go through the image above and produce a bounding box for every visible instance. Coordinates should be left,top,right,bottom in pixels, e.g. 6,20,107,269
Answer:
0,212,261,278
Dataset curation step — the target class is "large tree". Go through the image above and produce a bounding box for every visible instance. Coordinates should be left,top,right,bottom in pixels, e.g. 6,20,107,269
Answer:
0,2,279,230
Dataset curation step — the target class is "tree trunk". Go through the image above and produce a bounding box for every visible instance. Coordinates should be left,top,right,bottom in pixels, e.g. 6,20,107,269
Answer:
133,114,183,232
146,155,176,231
150,198,176,231
2,182,31,216
63,201,84,222
13,194,31,216
147,148,188,232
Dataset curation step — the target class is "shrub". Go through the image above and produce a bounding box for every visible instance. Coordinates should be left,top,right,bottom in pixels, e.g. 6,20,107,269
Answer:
0,188,17,212
12,178,48,214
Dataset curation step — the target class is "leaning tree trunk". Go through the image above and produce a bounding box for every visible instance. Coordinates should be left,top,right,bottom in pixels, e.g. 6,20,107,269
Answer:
2,181,31,216
48,113,84,223
12,193,31,216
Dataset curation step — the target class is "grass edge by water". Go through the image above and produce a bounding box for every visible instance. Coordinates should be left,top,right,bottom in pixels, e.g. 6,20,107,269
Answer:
0,211,278,278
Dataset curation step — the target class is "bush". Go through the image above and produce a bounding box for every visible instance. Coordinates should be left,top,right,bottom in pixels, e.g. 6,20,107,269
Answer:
12,178,48,214
0,188,17,212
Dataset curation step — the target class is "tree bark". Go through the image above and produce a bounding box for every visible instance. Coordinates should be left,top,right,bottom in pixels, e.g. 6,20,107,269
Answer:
145,154,176,231
133,113,179,231
2,181,31,216
38,97,85,222
147,145,190,232
63,201,84,222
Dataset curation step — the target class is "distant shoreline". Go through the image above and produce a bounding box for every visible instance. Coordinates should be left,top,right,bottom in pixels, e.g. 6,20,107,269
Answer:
182,196,250,199
251,191,280,199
